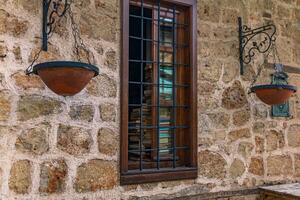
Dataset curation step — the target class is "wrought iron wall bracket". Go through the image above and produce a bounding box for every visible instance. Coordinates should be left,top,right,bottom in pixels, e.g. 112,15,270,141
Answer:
42,0,69,51
238,17,277,75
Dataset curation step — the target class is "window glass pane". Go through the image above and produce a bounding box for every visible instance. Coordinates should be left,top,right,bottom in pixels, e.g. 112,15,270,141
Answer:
129,84,141,104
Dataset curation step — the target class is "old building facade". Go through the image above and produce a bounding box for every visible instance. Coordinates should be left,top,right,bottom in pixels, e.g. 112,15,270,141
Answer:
0,0,299,199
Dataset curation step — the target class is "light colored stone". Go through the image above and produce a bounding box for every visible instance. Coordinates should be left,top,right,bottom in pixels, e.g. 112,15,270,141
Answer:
17,95,63,121
287,124,300,147
13,46,21,60
198,0,221,23
198,96,219,112
253,104,268,119
294,154,300,177
253,122,265,133
97,128,118,156
222,59,239,83
266,130,285,152
222,81,248,109
198,81,217,95
255,136,265,154
9,160,32,194
198,150,226,179
74,159,117,192
87,74,117,97
80,8,117,42
249,157,264,176
12,71,45,90
0,43,7,58
57,124,92,156
267,155,293,176
28,45,61,63
13,0,40,14
207,112,230,129
199,59,222,82
105,49,117,70
233,107,251,126
0,9,29,36
221,8,240,24
229,159,245,178
39,159,67,194
99,103,116,121
0,90,11,121
228,128,251,142
69,105,94,122
15,124,49,155
238,142,254,159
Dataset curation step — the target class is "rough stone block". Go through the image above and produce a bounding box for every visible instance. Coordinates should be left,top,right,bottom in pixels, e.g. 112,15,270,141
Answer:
87,74,117,97
57,124,92,156
74,159,117,192
9,160,32,194
39,159,67,193
222,81,248,109
98,128,118,156
69,105,94,122
99,103,116,122
198,150,227,179
15,124,50,155
267,155,293,176
249,157,264,176
17,95,63,121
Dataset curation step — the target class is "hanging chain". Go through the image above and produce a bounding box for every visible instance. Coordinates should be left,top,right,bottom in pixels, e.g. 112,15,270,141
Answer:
25,1,71,75
68,5,94,64
249,40,282,90
249,45,273,88
26,0,94,75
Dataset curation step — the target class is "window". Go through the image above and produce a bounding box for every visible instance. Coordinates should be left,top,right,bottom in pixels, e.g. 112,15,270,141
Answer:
121,0,197,184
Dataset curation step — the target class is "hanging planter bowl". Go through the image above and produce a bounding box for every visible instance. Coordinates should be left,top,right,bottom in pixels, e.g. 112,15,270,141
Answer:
250,84,297,105
31,61,99,96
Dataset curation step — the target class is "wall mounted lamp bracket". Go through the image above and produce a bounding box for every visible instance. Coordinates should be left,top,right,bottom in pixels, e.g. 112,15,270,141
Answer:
42,0,69,51
238,17,277,75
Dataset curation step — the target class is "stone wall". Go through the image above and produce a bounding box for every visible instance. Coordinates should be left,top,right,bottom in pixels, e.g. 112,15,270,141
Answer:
0,0,299,199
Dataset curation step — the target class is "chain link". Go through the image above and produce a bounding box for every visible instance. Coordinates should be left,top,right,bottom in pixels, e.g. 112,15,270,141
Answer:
25,1,71,75
68,5,94,64
249,39,282,89
26,0,94,75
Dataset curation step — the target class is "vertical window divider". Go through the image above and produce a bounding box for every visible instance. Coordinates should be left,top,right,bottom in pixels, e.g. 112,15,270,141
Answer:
139,0,144,171
156,0,161,170
172,4,177,168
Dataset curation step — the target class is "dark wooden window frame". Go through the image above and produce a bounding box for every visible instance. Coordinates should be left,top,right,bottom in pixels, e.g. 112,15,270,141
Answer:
120,0,197,185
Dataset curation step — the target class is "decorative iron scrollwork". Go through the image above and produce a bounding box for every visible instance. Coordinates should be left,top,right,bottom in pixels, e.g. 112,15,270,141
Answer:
238,17,277,75
43,0,69,51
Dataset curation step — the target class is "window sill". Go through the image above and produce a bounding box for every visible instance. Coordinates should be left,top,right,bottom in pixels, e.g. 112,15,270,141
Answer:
120,167,197,185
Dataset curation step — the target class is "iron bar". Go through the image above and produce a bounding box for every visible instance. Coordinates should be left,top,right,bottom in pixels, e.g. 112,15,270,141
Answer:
129,36,188,48
128,125,189,130
129,14,188,26
139,0,144,171
129,146,189,153
156,0,161,170
128,104,189,108
129,81,189,88
171,4,177,168
129,59,189,67
42,0,69,51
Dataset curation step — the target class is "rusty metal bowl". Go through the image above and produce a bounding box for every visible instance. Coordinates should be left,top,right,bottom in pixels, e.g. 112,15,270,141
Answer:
31,61,99,96
250,84,297,105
